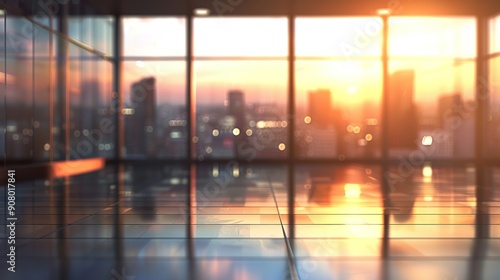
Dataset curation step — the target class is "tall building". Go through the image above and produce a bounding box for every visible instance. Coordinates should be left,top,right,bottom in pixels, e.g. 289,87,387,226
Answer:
438,93,463,129
227,90,246,158
308,89,332,127
388,70,418,151
126,77,157,156
306,89,338,156
438,94,474,157
227,90,245,129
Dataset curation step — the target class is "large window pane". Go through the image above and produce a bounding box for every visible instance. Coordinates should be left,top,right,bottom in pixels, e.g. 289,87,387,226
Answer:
490,15,500,54
194,60,288,160
0,12,4,161
389,17,476,58
488,15,500,157
69,16,114,56
123,17,186,57
69,44,115,159
193,17,289,160
388,17,476,159
295,60,381,158
33,26,51,161
295,17,382,159
6,15,33,160
488,57,500,157
122,61,187,158
122,17,187,159
194,17,288,57
295,17,382,58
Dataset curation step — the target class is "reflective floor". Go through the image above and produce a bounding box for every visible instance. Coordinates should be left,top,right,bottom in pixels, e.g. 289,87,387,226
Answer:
1,163,500,279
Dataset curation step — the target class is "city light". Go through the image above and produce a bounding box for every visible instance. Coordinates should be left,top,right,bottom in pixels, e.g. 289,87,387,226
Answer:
422,136,433,146
170,132,182,139
278,143,286,151
232,128,241,136
212,165,219,177
122,108,135,115
304,116,312,124
6,125,17,132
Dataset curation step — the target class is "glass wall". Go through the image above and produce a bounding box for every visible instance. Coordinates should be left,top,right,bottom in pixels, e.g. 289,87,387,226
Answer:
295,17,382,159
0,11,4,162
68,17,115,159
2,5,115,163
33,24,51,161
1,11,499,165
5,15,34,160
68,43,114,159
122,17,187,159
193,17,289,160
488,14,500,157
388,17,476,159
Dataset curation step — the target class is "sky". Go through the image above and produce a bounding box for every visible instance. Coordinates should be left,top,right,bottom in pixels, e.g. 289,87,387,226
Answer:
121,16,479,108
3,16,483,107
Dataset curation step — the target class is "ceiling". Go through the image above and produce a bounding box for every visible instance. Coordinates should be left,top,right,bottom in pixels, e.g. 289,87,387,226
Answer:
83,0,500,17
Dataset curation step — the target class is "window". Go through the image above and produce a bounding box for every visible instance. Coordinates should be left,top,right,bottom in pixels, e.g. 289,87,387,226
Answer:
388,17,476,159
122,17,187,159
193,17,289,160
488,15,500,157
295,18,382,159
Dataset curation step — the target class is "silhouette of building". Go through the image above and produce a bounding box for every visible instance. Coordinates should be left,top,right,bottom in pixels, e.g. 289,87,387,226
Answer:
438,94,474,157
308,89,332,127
227,90,245,129
227,90,246,158
438,94,463,129
388,70,418,151
306,89,338,157
126,77,157,156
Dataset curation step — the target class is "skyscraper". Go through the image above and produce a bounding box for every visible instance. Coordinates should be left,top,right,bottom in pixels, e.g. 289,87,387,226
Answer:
228,90,245,129
438,93,463,129
438,94,474,157
308,89,332,128
388,70,418,150
227,90,246,158
306,89,338,157
126,77,157,156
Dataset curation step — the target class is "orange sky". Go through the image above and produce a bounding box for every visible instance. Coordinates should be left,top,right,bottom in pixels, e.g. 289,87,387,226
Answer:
122,16,478,107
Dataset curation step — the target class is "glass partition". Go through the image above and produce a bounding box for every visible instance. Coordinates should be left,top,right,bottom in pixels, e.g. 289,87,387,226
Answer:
5,15,34,160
